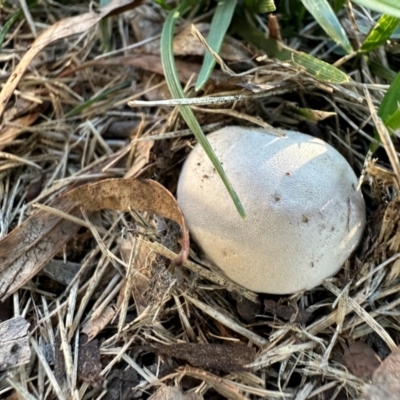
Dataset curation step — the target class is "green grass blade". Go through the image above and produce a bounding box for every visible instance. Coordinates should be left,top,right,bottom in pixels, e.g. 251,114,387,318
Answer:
245,0,276,13
361,14,400,53
370,71,400,152
234,20,349,83
161,5,246,218
369,61,397,81
0,1,37,53
65,81,130,117
291,51,349,83
195,0,238,91
332,0,346,13
352,0,400,18
99,0,112,52
301,0,353,53
378,71,400,124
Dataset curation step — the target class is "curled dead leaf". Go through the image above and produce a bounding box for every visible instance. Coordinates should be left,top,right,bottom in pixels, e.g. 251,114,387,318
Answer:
342,341,381,381
66,178,189,265
365,346,400,400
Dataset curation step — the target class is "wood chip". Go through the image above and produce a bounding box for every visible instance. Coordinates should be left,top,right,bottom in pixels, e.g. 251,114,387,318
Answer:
78,334,103,387
0,317,30,370
150,343,255,373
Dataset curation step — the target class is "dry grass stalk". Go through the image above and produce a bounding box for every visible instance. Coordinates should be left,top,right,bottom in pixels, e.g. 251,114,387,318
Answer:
1,2,400,399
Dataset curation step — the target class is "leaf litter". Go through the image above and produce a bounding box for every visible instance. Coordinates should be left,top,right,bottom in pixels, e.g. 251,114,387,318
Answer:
1,2,400,399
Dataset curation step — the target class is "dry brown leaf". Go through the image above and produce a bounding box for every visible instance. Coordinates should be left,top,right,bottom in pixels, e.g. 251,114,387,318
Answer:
150,343,255,373
0,104,48,149
181,366,249,400
365,346,400,400
0,151,123,301
81,306,116,341
0,0,144,120
3,97,42,122
148,386,203,400
148,386,185,400
103,369,139,400
0,317,30,370
342,341,381,381
0,196,82,300
66,178,189,265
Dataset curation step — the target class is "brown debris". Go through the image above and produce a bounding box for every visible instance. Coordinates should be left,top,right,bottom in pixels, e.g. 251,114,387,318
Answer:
150,343,255,373
0,317,30,370
342,341,381,381
365,346,400,400
181,367,249,400
78,334,103,387
0,103,49,149
0,196,82,300
148,385,198,400
263,299,311,324
232,292,261,323
268,14,282,41
53,334,66,387
104,369,139,400
81,306,116,342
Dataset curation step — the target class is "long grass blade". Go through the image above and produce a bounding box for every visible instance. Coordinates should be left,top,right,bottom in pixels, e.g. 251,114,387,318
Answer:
234,20,349,83
369,61,397,81
161,4,246,218
65,81,130,117
379,71,400,128
195,0,238,91
361,14,400,53
370,71,400,152
0,1,37,53
245,0,276,13
353,0,400,18
301,0,353,53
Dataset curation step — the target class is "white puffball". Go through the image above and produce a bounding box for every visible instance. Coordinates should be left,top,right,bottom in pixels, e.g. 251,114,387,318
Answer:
177,126,366,294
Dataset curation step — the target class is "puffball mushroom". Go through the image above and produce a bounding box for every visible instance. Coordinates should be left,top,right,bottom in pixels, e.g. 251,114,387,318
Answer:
177,126,366,294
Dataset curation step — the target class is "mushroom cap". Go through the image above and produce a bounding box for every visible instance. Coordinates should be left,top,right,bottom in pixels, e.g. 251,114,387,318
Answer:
177,126,366,294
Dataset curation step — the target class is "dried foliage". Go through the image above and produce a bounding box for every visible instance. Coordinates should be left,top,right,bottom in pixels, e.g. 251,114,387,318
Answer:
1,1,400,399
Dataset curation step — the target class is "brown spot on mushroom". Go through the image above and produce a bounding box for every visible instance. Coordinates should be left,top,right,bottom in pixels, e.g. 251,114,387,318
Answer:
285,172,291,176
302,215,309,223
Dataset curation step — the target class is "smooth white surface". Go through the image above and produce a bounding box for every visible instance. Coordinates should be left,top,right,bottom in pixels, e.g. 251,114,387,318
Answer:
177,126,366,294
